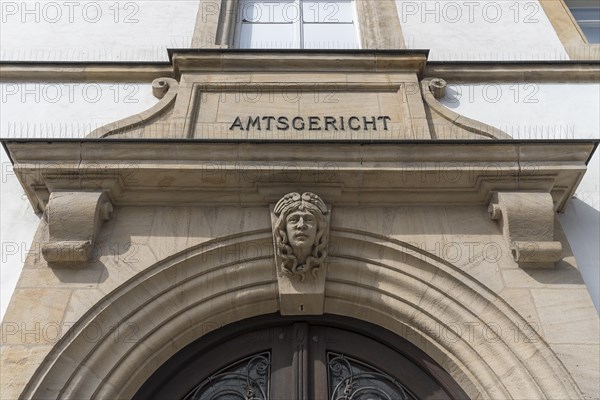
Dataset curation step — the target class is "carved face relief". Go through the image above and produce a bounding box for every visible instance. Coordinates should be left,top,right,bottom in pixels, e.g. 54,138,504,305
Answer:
273,192,330,281
286,210,318,258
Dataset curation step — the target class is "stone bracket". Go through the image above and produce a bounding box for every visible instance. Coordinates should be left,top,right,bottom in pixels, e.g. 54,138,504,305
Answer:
42,191,113,267
489,192,562,269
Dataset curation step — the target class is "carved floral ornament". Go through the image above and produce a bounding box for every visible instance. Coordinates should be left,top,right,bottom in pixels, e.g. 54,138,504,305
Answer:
272,192,330,282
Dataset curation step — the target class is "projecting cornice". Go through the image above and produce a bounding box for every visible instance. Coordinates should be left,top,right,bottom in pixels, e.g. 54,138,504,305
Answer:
1,58,598,83
425,61,600,83
0,62,174,82
168,49,429,77
2,139,597,214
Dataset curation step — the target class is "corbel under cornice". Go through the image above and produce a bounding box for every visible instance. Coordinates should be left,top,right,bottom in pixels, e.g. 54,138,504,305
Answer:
489,192,563,269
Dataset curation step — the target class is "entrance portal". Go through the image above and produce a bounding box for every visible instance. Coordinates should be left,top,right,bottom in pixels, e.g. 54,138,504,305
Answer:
134,315,468,400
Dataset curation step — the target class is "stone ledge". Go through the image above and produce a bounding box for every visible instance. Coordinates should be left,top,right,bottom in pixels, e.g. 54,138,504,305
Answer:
425,62,600,83
2,139,597,214
0,63,173,82
2,59,598,83
169,49,430,77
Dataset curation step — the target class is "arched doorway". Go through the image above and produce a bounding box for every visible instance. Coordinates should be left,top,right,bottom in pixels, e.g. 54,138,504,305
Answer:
134,314,468,400
18,230,582,399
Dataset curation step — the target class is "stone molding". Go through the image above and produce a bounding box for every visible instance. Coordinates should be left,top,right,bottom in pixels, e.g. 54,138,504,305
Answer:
41,191,113,266
2,61,599,83
86,78,178,138
18,230,582,399
355,0,405,49
0,63,174,82
192,0,236,48
489,192,563,269
4,140,595,213
424,62,600,83
421,78,511,140
170,49,429,76
271,192,331,315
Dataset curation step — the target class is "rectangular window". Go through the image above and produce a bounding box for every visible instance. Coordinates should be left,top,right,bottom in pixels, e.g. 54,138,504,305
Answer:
565,0,600,44
236,0,359,49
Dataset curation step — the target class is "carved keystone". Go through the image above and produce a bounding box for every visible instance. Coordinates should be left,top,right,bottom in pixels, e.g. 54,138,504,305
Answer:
489,192,562,269
271,192,331,315
42,191,113,266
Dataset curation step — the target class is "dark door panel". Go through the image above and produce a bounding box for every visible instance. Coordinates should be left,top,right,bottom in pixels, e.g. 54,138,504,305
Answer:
133,315,469,400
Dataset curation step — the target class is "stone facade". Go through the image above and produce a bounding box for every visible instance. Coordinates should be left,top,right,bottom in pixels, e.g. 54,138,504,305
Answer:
1,1,599,399
2,137,598,399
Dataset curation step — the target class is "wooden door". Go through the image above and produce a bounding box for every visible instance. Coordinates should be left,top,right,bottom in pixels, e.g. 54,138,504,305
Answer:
134,315,468,400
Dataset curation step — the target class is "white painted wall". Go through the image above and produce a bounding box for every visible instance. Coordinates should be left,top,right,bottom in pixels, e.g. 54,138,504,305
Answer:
0,0,201,61
397,0,569,60
0,0,200,319
3,0,570,60
441,83,600,311
0,83,159,320
0,149,41,321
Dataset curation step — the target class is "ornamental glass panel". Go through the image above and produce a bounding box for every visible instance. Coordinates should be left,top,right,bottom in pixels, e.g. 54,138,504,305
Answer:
327,352,418,400
183,352,271,400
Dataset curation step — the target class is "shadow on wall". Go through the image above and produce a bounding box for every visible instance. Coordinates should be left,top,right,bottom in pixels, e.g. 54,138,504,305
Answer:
439,86,462,110
559,198,600,313
0,146,43,321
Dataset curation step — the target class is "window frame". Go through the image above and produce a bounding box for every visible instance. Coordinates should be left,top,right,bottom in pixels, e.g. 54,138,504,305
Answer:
233,0,362,49
191,0,406,50
563,0,600,44
538,0,600,59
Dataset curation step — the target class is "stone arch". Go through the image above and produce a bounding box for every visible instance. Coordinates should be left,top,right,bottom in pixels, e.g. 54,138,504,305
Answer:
21,229,581,399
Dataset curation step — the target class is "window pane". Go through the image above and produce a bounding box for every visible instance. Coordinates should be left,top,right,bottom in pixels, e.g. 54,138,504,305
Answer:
239,23,296,48
570,8,600,20
240,1,300,23
303,23,358,48
580,23,600,44
565,1,600,44
303,0,354,23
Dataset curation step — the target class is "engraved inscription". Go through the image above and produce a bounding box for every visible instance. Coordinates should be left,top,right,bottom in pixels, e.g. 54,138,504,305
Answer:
230,116,392,131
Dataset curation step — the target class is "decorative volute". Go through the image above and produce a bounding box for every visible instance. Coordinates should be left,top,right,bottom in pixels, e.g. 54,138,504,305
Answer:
42,191,113,267
489,192,562,269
